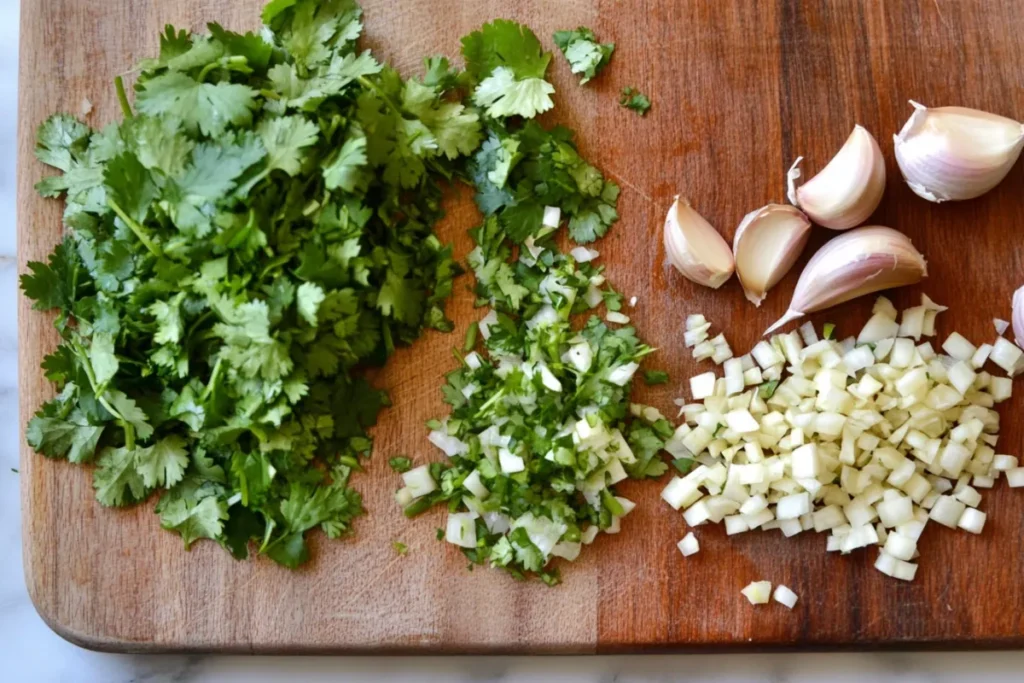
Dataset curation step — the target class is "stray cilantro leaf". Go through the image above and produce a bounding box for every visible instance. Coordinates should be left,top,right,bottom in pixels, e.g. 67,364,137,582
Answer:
643,370,669,385
388,456,413,473
392,540,408,555
553,27,614,84
823,323,836,340
671,457,694,474
619,87,651,116
759,380,780,399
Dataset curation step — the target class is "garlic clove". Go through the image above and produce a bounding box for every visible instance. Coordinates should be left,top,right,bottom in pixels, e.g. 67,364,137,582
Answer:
787,125,886,230
764,226,927,336
894,101,1024,202
663,197,735,289
733,204,811,306
1013,285,1024,349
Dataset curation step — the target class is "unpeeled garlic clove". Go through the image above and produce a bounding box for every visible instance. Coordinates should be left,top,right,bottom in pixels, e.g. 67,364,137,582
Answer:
663,197,735,289
787,125,886,230
1013,285,1024,349
764,226,927,335
733,204,811,306
894,101,1024,202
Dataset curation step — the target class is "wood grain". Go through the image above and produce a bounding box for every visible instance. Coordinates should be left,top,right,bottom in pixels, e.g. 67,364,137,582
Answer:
18,0,1024,652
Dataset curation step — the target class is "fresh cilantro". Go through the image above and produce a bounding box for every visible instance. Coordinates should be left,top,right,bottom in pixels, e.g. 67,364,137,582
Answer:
461,20,555,119
619,87,651,116
553,27,614,84
23,0,474,568
388,456,413,473
759,380,780,399
643,370,669,385
823,323,836,340
672,457,695,474
392,540,408,555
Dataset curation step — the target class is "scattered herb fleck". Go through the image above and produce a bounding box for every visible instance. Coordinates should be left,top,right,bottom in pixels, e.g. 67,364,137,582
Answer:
619,87,651,115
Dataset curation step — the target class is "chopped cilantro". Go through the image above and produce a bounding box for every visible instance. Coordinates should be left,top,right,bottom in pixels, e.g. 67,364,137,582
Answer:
823,323,836,340
553,27,614,84
643,370,669,385
392,540,408,555
388,456,413,473
619,87,651,115
759,380,780,399
671,457,694,474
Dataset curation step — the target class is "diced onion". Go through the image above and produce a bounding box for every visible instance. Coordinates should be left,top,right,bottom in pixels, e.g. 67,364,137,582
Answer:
445,512,478,548
773,584,798,608
402,465,437,498
741,580,772,605
677,532,700,557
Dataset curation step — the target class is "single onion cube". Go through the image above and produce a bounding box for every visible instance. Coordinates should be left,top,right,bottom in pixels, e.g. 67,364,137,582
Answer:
690,371,717,400
677,532,700,557
725,409,759,433
991,337,1024,375
741,580,772,605
884,532,917,561
1008,468,1024,488
957,507,986,534
402,465,437,498
942,332,978,362
790,444,819,479
445,512,478,548
947,361,977,396
773,584,799,609
776,492,811,520
928,495,966,528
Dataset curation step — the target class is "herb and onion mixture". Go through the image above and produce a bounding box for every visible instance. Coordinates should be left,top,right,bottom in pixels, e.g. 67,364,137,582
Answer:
393,26,666,584
22,0,479,567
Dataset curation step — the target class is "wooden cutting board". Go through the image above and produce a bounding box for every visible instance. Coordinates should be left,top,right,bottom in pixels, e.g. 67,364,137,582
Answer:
18,0,1024,653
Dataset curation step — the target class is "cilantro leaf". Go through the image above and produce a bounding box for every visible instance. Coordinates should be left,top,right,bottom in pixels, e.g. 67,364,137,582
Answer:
93,446,149,507
619,87,651,116
136,73,259,137
461,19,552,82
553,27,614,84
159,494,229,549
473,67,554,120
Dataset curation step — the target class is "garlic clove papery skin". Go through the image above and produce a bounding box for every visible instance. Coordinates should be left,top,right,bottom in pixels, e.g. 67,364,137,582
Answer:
1013,285,1024,349
764,226,928,336
733,204,811,307
663,197,735,289
787,125,886,230
894,101,1024,202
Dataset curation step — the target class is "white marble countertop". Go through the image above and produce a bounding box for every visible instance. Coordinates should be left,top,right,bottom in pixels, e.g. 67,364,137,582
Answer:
3,3,1024,680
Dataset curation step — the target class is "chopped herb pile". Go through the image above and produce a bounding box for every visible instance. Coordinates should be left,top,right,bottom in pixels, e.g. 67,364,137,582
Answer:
619,87,651,115
553,27,614,85
393,23,664,584
22,0,479,568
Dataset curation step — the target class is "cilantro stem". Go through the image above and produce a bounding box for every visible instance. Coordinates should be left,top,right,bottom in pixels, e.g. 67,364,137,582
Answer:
71,340,133,448
475,387,506,417
201,356,224,402
114,76,133,119
106,198,162,257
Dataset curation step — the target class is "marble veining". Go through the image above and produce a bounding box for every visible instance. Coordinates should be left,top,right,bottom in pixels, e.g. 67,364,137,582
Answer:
2,2,1024,680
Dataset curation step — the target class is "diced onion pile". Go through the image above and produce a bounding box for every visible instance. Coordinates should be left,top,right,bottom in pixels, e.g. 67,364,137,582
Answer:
664,295,1023,581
